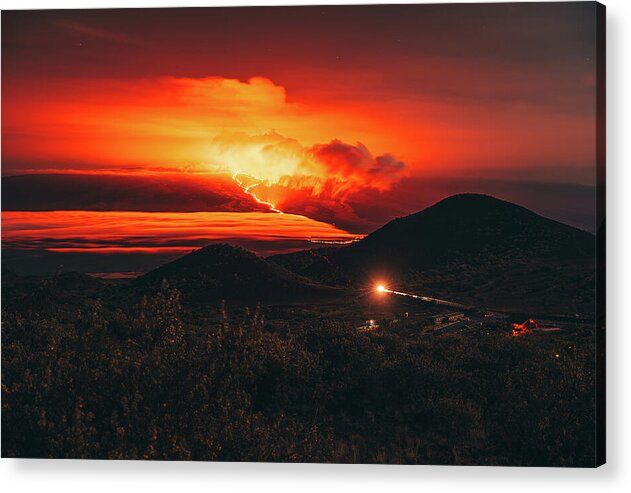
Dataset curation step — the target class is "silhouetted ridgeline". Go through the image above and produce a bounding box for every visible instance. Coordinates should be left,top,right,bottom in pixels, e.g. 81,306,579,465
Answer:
271,194,596,315
136,244,341,302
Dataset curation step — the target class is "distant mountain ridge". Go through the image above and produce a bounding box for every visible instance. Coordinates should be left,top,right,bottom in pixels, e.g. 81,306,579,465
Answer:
1,173,267,213
128,194,595,314
137,243,340,302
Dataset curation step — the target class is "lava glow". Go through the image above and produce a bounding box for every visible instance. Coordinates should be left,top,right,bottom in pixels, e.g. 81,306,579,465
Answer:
231,172,283,214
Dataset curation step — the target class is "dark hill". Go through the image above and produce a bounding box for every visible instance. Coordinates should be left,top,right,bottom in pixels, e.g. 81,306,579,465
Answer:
358,193,592,259
271,194,596,315
137,243,340,302
1,271,107,313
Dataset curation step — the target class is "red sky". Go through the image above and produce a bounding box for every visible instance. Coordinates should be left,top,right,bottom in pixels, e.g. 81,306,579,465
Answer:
1,3,600,269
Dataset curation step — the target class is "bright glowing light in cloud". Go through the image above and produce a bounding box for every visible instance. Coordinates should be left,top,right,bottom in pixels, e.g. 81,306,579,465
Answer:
207,131,407,208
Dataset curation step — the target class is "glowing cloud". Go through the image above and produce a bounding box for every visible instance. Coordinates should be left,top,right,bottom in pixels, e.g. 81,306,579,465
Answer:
3,75,407,211
206,131,407,208
311,140,406,192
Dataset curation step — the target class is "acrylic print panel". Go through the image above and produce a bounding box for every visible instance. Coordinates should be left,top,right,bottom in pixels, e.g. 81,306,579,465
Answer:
1,2,605,466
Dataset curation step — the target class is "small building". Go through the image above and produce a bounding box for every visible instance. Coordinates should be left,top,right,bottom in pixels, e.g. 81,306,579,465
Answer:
433,312,466,325
356,319,380,332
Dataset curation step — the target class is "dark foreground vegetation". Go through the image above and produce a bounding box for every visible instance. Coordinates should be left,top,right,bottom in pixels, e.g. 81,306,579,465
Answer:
2,280,596,465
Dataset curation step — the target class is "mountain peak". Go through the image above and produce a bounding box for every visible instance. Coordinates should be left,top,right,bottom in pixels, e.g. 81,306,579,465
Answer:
185,243,257,259
138,243,336,301
432,193,517,207
359,193,592,258
399,193,532,224
436,192,504,203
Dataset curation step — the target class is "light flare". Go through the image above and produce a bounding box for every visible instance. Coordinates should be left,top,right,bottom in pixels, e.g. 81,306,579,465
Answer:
374,283,468,309
375,284,423,298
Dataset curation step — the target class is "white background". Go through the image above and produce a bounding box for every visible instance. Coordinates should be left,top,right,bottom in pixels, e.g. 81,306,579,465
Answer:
1,0,629,491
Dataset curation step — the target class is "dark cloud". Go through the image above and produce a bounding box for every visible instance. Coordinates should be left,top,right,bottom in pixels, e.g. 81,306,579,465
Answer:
311,140,406,191
2,4,596,78
1,173,269,213
55,19,143,46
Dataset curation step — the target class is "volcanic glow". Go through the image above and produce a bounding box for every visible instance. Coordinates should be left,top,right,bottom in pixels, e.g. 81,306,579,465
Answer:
1,5,599,268
1,68,596,235
231,172,283,214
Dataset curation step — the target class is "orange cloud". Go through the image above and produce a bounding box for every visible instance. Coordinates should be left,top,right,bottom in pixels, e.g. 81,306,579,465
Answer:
311,140,406,192
2,75,397,175
206,132,407,200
